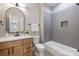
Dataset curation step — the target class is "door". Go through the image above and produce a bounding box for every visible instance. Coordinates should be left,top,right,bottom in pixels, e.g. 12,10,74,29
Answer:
10,46,23,56
0,49,9,56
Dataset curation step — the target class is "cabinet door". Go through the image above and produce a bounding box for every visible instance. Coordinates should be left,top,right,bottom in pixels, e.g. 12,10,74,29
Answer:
11,46,23,56
0,49,9,56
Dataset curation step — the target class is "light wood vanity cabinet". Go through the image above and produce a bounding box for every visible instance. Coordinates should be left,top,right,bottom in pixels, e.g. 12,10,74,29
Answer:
23,39,32,56
0,49,9,56
9,46,23,56
0,38,32,56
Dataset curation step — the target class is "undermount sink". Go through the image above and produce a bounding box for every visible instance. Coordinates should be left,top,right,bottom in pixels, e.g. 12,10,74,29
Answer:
14,34,20,36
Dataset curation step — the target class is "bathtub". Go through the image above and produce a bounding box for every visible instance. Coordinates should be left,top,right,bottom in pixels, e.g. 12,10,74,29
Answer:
44,41,79,56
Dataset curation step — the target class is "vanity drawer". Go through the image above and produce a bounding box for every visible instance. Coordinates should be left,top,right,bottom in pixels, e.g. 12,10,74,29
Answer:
24,48,32,56
23,38,32,44
24,43,32,49
24,47,32,53
0,40,22,50
23,43,32,55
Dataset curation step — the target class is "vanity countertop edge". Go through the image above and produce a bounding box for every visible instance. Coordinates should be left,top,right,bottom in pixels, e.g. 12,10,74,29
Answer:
0,35,33,43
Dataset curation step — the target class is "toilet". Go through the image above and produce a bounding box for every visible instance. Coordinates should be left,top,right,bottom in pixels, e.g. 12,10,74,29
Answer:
33,36,45,56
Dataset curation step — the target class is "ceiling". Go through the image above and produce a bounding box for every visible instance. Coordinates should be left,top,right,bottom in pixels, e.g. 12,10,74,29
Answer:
44,3,60,8
11,3,60,9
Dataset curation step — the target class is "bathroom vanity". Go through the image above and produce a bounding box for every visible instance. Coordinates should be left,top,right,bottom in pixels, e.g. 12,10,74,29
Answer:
0,35,33,56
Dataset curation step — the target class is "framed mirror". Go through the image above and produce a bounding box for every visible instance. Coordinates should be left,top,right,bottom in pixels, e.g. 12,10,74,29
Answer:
6,7,25,33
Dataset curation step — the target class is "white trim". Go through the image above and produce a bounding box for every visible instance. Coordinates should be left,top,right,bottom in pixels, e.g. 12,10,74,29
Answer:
40,4,52,43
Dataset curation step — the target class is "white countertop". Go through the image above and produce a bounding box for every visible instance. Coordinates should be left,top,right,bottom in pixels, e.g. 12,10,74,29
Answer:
0,34,33,43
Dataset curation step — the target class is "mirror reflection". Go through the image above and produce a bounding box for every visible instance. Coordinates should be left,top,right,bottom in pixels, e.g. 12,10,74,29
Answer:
6,7,25,33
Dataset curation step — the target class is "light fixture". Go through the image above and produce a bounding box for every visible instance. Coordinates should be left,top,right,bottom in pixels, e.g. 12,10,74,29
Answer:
15,3,26,8
15,3,19,6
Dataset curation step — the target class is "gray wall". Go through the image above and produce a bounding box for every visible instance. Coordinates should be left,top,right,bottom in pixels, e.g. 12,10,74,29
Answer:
44,11,52,42
0,3,40,37
52,4,79,49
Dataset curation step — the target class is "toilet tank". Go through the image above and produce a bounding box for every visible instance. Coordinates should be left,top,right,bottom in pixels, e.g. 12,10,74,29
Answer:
33,36,40,44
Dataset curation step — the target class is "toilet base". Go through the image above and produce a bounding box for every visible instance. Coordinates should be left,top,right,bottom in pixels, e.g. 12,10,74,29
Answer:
34,51,44,56
34,51,38,56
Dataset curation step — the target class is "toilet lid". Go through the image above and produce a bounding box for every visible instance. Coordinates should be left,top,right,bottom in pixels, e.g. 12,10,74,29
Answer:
35,43,45,48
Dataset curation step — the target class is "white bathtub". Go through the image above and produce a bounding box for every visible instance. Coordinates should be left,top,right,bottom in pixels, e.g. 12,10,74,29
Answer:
44,41,79,56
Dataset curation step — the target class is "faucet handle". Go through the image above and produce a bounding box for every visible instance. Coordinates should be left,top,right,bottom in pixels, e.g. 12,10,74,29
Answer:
77,49,79,52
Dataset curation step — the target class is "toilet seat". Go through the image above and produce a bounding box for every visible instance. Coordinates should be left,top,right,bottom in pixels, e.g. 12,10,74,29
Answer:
35,43,45,48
